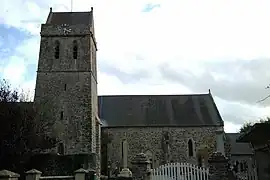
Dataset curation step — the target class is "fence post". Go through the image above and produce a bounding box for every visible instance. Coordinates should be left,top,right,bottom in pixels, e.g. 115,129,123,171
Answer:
25,169,42,180
131,153,151,180
0,170,20,180
208,152,229,180
74,168,88,180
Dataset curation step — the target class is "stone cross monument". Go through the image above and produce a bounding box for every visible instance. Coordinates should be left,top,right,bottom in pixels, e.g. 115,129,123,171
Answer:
119,140,132,177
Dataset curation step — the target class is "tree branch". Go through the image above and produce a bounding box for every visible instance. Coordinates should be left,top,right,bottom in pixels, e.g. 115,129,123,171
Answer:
257,94,270,103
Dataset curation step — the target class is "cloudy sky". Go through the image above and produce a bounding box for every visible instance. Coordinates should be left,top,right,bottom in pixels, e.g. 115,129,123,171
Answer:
1,0,270,132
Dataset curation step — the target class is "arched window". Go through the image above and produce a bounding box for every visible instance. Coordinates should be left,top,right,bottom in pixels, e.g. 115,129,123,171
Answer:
54,40,60,59
121,141,124,160
188,139,194,157
73,40,78,59
60,111,63,120
57,143,64,155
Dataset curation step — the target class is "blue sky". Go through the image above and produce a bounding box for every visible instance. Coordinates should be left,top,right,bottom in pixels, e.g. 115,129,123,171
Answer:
1,0,270,132
0,23,38,90
142,3,160,12
0,25,27,66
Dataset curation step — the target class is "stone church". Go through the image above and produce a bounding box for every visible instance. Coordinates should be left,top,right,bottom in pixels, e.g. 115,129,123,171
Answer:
99,94,225,173
31,7,255,178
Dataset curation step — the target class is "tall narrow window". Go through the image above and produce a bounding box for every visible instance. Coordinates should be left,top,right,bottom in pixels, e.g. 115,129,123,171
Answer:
121,141,124,160
60,111,63,120
188,139,194,157
54,40,60,59
57,143,64,155
73,40,78,59
64,84,67,91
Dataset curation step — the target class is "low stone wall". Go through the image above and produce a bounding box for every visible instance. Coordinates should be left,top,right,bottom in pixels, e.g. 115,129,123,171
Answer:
26,154,96,176
0,153,96,180
0,168,96,180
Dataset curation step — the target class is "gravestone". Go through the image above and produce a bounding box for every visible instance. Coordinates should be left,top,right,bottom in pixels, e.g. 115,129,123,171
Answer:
131,153,151,180
208,152,229,180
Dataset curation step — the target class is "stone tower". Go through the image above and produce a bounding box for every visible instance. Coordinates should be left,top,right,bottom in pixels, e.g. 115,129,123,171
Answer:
34,7,100,166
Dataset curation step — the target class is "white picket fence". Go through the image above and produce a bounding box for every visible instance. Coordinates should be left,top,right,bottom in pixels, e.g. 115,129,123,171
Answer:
151,162,209,180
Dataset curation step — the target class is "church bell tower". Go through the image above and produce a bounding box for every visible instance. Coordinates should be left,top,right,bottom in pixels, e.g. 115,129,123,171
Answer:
34,6,99,161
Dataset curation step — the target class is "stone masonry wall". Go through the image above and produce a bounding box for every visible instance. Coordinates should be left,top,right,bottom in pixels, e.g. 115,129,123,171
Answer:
34,71,93,154
41,24,92,37
96,121,101,177
103,126,220,170
34,24,98,155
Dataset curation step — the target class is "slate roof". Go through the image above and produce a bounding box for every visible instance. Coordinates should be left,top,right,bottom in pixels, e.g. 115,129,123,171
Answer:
226,133,253,155
98,93,224,127
46,8,93,25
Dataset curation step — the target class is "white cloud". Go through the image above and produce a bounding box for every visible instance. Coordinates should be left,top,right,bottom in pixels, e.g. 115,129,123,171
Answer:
15,36,40,64
224,122,241,133
1,0,270,132
98,71,192,95
2,56,26,85
19,79,36,101
214,96,270,124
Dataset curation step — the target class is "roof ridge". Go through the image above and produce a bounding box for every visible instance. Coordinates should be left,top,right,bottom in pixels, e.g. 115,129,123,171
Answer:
46,10,93,25
98,93,210,97
52,11,91,13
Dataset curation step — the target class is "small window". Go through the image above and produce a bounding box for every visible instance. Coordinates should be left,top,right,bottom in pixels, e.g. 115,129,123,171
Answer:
57,143,64,155
60,111,63,120
73,40,78,59
54,40,60,59
188,139,194,157
64,84,67,91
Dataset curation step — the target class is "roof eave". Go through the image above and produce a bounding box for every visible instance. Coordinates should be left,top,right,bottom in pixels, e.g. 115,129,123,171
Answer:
101,124,223,128
208,91,224,126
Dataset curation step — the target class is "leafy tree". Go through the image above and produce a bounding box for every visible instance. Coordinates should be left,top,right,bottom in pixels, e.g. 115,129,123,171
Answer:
239,117,270,134
0,79,57,168
239,122,254,134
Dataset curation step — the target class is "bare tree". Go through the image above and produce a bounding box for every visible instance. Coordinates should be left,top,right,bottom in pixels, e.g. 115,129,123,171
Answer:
0,79,56,159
